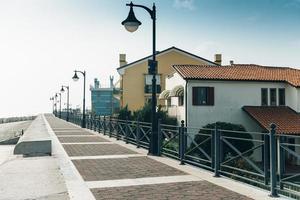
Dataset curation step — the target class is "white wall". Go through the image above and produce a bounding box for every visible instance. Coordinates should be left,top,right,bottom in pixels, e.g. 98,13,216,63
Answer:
186,80,293,132
166,73,300,133
286,85,298,112
165,73,186,123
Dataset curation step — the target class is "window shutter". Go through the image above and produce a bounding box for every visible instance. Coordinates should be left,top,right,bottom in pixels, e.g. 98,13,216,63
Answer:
192,87,197,105
207,87,214,105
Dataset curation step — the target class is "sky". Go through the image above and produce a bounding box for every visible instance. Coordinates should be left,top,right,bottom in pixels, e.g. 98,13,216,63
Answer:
0,0,299,118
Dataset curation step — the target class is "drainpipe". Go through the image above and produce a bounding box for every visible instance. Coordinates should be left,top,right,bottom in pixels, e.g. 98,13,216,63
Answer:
185,79,188,126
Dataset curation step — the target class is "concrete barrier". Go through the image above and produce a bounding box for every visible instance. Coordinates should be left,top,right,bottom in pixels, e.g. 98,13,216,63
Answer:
0,137,20,145
14,115,51,156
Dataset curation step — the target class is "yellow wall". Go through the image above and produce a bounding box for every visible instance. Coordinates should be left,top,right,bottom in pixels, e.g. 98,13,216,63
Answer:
121,50,211,111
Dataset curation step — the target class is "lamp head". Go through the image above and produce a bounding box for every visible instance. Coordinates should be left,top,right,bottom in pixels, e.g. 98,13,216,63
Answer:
60,86,65,93
72,71,79,81
122,2,141,32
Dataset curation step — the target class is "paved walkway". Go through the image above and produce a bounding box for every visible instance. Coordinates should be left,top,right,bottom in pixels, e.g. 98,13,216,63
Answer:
44,115,284,200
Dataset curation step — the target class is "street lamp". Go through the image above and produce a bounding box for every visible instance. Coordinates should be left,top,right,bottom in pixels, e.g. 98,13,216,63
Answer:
56,92,62,118
122,1,159,155
54,93,58,116
61,85,70,121
72,70,86,128
50,97,55,114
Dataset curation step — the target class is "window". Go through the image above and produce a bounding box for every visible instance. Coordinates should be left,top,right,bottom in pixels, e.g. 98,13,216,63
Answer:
270,88,277,106
144,85,161,93
279,88,285,106
144,74,161,93
192,87,214,106
178,96,184,106
261,88,268,106
145,74,160,85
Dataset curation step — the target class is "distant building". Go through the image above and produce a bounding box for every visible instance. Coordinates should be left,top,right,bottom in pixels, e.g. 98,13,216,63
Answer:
90,76,120,116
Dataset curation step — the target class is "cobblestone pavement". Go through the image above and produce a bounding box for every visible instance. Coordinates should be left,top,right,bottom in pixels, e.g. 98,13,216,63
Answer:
63,143,137,156
45,115,254,200
54,131,94,136
58,136,109,143
73,156,186,181
91,181,251,200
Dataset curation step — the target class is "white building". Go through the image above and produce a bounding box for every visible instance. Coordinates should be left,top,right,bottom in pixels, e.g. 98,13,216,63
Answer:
161,64,300,163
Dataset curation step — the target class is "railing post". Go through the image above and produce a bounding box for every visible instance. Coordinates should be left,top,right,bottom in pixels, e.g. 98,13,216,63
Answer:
90,116,92,130
211,128,215,170
157,119,162,156
269,123,279,197
179,120,185,165
116,119,120,140
214,123,220,177
278,136,285,190
94,116,97,131
264,134,270,185
97,116,101,133
125,117,129,144
109,116,112,138
103,116,106,135
87,115,89,129
136,118,140,148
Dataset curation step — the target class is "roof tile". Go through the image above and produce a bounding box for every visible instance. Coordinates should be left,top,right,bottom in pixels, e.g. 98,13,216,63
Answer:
243,106,300,135
173,64,300,87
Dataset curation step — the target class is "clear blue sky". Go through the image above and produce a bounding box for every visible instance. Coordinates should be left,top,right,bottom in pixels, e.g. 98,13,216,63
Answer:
0,0,299,117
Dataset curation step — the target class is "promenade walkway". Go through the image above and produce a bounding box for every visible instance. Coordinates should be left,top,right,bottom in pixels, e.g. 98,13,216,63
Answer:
44,114,284,200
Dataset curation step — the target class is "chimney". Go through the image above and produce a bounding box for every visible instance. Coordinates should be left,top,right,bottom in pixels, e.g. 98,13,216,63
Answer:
214,54,222,65
110,76,114,88
230,60,234,65
119,54,127,67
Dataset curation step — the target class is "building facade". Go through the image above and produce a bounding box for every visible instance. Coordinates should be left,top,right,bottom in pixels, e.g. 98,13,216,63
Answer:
164,64,300,131
163,64,300,163
117,46,219,111
90,77,120,116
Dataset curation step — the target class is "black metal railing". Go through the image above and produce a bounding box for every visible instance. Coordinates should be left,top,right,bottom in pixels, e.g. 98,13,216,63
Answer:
56,112,300,199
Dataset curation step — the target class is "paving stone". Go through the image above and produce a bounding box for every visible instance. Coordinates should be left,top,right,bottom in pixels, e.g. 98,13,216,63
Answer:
63,143,136,157
45,115,256,200
54,131,94,136
91,181,252,200
45,117,79,129
58,136,109,143
72,157,186,181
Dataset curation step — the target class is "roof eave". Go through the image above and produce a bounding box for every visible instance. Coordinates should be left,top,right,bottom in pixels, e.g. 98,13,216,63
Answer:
117,46,218,71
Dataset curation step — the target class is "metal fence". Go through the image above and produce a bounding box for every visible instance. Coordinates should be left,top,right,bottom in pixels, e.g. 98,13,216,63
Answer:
57,112,300,199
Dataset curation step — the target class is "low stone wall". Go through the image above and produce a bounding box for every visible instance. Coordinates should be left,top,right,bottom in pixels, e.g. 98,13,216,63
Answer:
14,115,51,156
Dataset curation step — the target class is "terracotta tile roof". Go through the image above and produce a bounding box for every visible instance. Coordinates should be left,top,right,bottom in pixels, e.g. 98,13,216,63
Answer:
173,64,300,87
243,106,300,135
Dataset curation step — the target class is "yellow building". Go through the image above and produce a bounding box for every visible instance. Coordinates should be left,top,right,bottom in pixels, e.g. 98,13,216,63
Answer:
117,46,219,111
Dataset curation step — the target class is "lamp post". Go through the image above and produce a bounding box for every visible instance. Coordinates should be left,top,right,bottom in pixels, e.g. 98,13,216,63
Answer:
54,93,58,116
50,97,55,114
61,85,70,121
122,1,159,155
56,93,62,118
72,70,86,128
